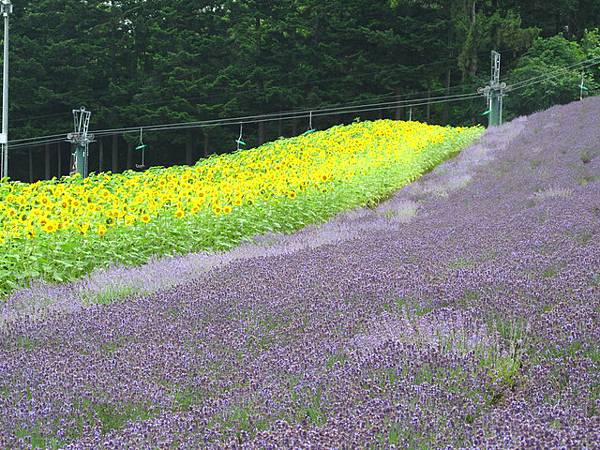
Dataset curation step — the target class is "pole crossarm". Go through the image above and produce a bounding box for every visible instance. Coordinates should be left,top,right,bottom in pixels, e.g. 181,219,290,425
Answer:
67,107,94,178
478,50,509,127
0,0,12,17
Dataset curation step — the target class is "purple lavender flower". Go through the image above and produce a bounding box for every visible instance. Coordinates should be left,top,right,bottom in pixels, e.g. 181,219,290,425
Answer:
1,98,599,448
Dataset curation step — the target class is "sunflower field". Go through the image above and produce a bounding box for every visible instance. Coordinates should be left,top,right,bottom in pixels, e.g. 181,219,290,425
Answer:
0,120,482,298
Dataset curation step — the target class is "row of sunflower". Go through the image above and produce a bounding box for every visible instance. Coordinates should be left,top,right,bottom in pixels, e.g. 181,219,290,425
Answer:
0,120,483,296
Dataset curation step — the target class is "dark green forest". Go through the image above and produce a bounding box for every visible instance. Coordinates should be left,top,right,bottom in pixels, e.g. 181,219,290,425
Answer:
4,0,600,181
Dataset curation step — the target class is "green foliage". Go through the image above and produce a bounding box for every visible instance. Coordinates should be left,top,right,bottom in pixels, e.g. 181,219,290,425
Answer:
9,1,600,182
91,402,153,434
15,426,63,450
5,1,600,183
582,28,600,86
82,286,145,306
172,387,205,412
507,35,598,117
325,352,348,369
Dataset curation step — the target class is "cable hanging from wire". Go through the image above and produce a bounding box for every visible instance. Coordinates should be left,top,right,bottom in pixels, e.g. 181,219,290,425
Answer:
89,91,480,139
8,80,484,146
7,93,482,150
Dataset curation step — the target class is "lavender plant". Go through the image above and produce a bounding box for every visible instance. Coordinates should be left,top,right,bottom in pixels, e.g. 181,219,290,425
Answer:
0,98,598,448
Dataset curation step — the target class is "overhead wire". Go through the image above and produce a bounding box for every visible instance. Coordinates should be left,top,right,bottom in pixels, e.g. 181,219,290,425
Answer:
508,55,600,92
90,92,480,137
139,95,483,134
8,85,482,145
7,93,482,150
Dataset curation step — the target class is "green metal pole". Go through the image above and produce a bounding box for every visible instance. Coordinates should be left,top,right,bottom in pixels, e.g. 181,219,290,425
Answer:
75,143,85,178
489,90,501,127
84,145,89,178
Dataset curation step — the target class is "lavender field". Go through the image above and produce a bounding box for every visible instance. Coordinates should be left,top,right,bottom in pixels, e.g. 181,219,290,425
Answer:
1,98,599,449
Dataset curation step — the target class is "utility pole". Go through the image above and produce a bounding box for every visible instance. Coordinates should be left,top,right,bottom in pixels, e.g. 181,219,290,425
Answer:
67,107,94,178
580,72,589,101
478,50,508,127
0,0,12,179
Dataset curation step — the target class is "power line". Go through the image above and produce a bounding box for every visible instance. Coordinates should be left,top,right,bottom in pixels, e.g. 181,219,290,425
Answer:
509,55,600,91
150,94,481,134
7,93,481,150
91,92,479,137
26,64,466,125
8,85,481,145
9,94,481,148
289,80,481,113
7,45,494,136
139,95,482,134
8,138,65,150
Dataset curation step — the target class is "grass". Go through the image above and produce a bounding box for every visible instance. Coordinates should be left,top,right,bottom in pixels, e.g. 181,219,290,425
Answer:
580,150,593,165
413,303,434,317
14,400,153,448
81,285,146,306
290,384,327,427
99,336,132,356
326,351,348,369
541,265,561,279
205,402,271,444
540,340,600,363
481,316,528,396
449,257,475,270
374,422,433,450
578,174,600,186
16,336,37,351
15,426,63,450
92,402,153,434
458,289,480,308
414,363,435,384
172,386,205,412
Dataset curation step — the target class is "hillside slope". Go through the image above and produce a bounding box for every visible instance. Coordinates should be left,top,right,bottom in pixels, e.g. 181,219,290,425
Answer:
0,98,599,448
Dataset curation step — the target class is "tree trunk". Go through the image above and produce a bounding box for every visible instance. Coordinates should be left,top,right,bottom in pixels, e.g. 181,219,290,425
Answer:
443,0,454,126
28,148,33,183
395,90,403,120
186,131,193,165
203,132,209,158
57,144,62,178
258,121,265,146
45,144,51,180
127,142,133,169
112,135,118,173
426,89,431,122
292,119,298,136
469,1,478,78
443,67,452,125
98,139,104,173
